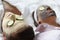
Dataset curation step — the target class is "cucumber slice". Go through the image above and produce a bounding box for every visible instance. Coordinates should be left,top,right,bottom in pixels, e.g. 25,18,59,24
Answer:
15,15,24,21
7,20,14,27
39,6,45,10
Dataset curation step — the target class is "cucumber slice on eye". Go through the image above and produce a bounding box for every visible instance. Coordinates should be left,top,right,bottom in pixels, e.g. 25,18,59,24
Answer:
7,20,14,27
15,15,24,21
39,6,45,10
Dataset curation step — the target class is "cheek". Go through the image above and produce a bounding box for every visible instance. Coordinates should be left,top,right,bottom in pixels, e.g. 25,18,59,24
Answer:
2,13,12,31
2,17,11,35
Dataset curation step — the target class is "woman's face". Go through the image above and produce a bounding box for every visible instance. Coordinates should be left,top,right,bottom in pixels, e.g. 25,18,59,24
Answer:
2,12,28,37
2,1,35,40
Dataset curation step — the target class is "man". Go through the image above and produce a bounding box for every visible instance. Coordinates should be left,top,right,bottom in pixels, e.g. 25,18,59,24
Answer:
34,5,60,40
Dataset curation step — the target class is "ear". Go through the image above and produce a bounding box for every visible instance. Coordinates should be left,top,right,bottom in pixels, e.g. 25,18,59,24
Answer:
2,0,22,15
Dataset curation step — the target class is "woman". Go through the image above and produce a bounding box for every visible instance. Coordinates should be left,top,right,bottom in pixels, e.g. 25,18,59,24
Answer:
2,0,34,40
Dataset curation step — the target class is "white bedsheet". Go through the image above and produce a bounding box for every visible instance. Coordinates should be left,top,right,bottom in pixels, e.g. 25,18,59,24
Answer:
34,30,60,40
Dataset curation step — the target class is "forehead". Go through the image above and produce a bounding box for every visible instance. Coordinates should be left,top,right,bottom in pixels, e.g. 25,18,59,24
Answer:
37,5,55,13
38,5,50,10
37,5,50,14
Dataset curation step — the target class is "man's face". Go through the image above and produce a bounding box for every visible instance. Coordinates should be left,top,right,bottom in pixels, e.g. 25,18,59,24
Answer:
37,5,58,26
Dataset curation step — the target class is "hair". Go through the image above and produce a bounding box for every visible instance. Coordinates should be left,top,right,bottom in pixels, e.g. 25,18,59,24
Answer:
6,26,35,40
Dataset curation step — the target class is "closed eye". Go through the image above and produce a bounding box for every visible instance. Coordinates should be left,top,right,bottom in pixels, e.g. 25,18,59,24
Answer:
7,14,12,17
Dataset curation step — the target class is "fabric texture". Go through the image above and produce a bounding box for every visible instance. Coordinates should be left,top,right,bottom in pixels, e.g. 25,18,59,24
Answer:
34,23,60,40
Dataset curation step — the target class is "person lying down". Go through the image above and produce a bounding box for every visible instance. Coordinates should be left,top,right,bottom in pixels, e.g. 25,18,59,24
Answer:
2,0,34,40
34,5,60,40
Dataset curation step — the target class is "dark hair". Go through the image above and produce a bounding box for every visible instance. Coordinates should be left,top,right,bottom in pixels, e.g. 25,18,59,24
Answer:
6,26,35,40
